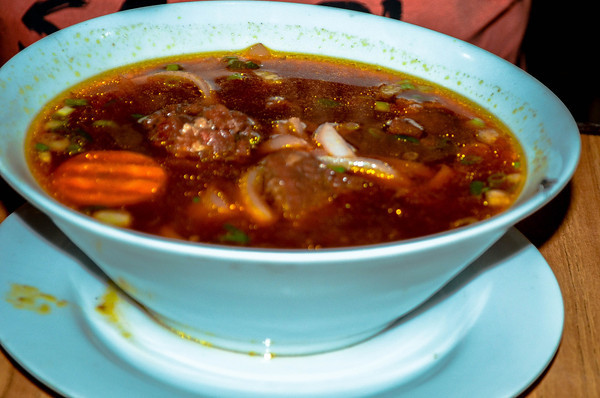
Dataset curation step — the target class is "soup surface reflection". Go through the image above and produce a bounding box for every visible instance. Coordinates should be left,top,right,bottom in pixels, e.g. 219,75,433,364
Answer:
26,44,524,248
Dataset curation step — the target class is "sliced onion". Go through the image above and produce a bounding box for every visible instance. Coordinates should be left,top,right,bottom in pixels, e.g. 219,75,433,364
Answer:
318,155,397,180
272,117,307,137
148,71,213,100
313,123,356,158
188,185,238,223
200,185,232,214
260,134,311,153
403,117,424,131
287,117,306,136
239,166,276,225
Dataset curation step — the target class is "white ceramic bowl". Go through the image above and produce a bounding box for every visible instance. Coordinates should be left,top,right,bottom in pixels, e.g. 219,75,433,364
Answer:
0,2,580,356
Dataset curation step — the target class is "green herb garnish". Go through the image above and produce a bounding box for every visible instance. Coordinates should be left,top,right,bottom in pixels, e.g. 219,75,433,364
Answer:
470,180,489,195
227,72,245,80
92,120,118,128
327,165,347,173
165,63,182,71
468,118,486,128
64,98,88,107
374,101,391,112
487,172,506,187
224,56,260,71
54,105,75,118
395,134,420,144
397,80,416,90
219,224,250,245
460,155,482,165
317,98,340,108
35,142,49,152
67,143,84,154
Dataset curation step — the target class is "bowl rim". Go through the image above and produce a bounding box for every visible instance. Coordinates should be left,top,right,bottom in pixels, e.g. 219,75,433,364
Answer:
0,1,581,262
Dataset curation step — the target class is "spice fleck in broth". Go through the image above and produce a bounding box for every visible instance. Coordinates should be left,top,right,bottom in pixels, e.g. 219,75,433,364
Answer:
26,44,524,249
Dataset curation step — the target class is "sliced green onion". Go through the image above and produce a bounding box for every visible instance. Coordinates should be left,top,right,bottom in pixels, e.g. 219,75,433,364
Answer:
374,101,391,112
470,180,489,195
226,58,245,69
35,142,50,151
165,63,182,71
487,172,506,187
67,143,84,154
460,155,482,165
219,224,250,244
327,165,347,173
54,105,75,118
224,56,260,70
44,120,67,130
317,98,340,108
398,81,416,90
341,122,360,130
92,120,118,128
416,84,434,92
468,118,486,128
367,127,383,137
227,72,245,80
395,134,420,144
64,98,88,107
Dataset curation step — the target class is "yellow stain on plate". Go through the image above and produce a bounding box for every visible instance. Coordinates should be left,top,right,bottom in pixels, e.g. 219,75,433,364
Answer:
6,283,68,314
96,285,132,338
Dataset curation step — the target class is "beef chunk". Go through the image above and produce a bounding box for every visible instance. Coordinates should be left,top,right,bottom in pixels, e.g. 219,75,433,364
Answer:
141,103,261,161
260,150,366,219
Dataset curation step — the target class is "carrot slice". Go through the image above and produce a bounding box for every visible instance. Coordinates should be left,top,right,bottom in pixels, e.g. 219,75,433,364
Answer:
51,150,167,206
427,164,456,190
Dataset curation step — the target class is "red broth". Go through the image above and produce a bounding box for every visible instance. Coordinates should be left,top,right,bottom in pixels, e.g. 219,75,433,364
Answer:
26,44,524,249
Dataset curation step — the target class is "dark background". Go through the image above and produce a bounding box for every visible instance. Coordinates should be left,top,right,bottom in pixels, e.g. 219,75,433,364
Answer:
523,1,600,123
2,0,598,214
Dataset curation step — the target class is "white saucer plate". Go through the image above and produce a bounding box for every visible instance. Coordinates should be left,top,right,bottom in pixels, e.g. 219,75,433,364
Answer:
0,205,563,397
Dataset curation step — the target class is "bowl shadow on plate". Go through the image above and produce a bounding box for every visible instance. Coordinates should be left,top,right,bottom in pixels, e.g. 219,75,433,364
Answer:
18,204,107,283
381,227,530,332
365,229,537,393
517,182,572,247
511,185,572,396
